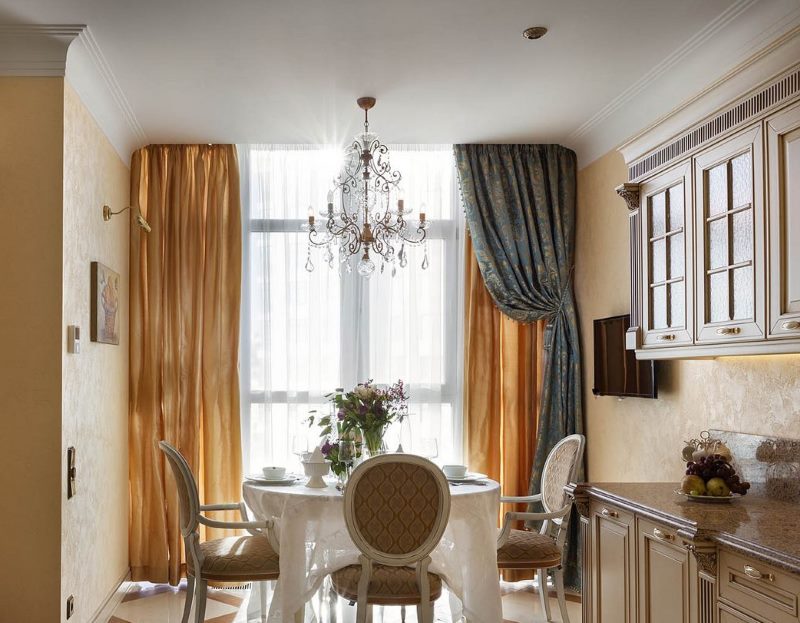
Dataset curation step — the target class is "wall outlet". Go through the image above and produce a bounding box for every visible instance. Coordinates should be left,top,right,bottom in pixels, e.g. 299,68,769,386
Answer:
66,595,74,619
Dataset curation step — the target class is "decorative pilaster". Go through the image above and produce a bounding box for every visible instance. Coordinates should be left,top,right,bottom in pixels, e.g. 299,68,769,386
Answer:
693,550,718,575
616,183,642,350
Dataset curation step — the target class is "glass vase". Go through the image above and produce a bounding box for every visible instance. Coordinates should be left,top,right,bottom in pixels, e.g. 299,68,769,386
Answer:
362,427,387,458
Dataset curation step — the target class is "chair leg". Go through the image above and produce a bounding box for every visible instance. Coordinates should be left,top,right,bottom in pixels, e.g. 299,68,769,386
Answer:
259,581,268,623
417,601,434,623
194,579,207,623
400,605,406,622
554,567,570,623
182,576,195,623
537,569,552,622
294,604,304,623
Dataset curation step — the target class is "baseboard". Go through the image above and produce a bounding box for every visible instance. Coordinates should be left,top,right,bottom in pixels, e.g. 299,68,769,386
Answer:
91,568,131,622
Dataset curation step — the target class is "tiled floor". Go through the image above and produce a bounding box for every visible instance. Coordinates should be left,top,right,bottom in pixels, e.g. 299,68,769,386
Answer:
109,579,581,623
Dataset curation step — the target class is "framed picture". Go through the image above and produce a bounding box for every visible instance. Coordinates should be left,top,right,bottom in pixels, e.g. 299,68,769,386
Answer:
90,262,120,344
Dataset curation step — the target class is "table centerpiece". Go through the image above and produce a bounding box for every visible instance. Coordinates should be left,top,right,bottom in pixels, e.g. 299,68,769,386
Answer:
308,380,409,483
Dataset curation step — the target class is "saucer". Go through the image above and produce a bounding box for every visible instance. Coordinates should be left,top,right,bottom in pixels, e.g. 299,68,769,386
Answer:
245,474,299,486
446,472,488,483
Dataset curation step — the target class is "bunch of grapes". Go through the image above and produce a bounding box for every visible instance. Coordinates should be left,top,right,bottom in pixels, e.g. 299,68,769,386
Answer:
685,454,751,495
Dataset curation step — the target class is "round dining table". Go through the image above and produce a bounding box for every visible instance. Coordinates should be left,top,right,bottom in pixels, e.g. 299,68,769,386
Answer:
242,474,503,623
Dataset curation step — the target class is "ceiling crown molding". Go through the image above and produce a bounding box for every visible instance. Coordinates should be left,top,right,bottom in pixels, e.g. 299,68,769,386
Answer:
570,0,800,169
70,26,147,152
0,23,84,75
568,0,759,144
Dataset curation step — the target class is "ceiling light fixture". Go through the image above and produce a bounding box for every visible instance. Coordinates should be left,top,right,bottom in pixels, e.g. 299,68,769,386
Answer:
304,97,429,277
522,26,548,40
102,204,152,233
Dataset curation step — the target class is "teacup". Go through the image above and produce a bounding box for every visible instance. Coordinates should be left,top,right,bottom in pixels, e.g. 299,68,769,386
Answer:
262,466,287,480
442,464,468,479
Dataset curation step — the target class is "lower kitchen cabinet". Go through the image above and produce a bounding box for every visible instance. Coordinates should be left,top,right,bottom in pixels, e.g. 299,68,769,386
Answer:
572,483,800,623
591,501,636,623
637,517,691,623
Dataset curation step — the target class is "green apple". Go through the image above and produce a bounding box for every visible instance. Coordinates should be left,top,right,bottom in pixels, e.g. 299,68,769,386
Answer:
706,477,731,497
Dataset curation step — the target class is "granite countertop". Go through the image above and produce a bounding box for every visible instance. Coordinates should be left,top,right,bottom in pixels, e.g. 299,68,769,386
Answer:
572,482,800,574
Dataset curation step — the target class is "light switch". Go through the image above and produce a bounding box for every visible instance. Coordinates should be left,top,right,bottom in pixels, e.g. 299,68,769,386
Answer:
67,325,80,354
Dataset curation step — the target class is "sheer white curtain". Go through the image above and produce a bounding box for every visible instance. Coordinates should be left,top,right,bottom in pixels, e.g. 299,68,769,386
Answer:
238,144,464,474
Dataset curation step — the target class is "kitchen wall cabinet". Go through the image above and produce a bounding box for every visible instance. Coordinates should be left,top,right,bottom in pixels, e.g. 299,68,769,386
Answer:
694,125,765,344
766,101,800,340
616,63,800,359
640,161,694,348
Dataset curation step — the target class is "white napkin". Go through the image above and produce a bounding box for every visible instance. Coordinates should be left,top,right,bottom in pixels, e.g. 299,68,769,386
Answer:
305,446,326,463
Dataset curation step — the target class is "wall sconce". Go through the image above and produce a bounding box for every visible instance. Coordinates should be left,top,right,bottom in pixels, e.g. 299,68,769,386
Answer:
102,204,151,233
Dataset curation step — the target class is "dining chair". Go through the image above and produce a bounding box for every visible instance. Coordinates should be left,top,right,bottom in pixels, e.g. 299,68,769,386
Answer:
159,441,280,623
496,433,585,623
330,453,451,623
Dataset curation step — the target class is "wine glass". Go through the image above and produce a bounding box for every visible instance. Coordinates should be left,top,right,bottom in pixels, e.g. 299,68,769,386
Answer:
291,434,309,466
338,440,356,490
415,437,439,461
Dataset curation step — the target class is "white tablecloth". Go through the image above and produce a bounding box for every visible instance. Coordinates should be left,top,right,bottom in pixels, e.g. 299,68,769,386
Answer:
242,476,502,623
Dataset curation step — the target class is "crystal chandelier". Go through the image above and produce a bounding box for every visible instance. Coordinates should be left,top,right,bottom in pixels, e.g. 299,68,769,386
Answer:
304,97,429,277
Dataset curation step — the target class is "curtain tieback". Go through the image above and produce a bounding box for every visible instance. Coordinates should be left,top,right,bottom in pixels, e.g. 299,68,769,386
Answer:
543,266,575,350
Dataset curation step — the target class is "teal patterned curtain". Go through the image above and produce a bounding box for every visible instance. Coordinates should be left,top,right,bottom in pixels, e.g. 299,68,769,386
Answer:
454,143,584,587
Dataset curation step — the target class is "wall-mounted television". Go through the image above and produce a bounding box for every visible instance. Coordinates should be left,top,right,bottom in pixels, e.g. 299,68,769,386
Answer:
593,314,657,399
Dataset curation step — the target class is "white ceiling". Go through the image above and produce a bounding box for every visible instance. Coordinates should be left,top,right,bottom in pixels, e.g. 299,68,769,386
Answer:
1,0,799,165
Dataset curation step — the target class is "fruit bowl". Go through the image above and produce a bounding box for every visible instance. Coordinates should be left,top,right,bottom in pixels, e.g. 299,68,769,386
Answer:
674,489,740,504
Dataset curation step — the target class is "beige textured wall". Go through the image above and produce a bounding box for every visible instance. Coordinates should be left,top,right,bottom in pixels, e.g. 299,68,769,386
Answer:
61,83,130,622
576,150,800,483
0,77,65,622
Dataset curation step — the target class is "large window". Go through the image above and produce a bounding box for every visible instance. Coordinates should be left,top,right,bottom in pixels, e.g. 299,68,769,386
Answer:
238,144,464,473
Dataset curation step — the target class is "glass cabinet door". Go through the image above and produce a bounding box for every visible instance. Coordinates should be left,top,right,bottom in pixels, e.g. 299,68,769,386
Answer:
695,125,765,342
766,102,800,339
640,162,693,347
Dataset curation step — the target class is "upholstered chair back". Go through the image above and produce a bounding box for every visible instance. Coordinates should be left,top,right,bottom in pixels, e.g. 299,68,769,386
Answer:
159,441,201,538
540,434,585,514
344,454,451,565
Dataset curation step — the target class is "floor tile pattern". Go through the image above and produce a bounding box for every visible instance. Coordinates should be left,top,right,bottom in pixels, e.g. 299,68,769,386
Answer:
109,579,581,622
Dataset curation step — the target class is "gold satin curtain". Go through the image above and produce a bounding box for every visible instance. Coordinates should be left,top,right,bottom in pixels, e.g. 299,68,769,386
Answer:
129,144,243,584
464,233,545,505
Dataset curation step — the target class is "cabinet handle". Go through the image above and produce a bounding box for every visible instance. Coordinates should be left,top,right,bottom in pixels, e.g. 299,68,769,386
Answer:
601,508,618,518
653,528,674,541
782,321,800,330
716,327,742,336
743,565,774,582
656,333,675,341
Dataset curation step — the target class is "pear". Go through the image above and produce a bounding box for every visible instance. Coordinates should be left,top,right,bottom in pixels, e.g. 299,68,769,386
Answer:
706,477,731,497
681,475,706,495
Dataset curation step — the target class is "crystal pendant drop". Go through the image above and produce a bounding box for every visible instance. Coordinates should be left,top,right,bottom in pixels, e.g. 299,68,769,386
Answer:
305,255,314,272
398,244,408,268
421,251,429,270
357,255,376,277
391,264,397,278
324,246,334,268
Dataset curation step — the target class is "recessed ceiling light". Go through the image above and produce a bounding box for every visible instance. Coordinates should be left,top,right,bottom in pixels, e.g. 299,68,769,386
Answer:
522,26,548,40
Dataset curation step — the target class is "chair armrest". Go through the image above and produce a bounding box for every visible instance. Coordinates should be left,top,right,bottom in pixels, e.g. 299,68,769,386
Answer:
197,515,274,532
500,493,542,504
200,502,242,511
497,506,572,548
